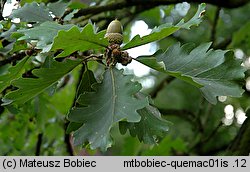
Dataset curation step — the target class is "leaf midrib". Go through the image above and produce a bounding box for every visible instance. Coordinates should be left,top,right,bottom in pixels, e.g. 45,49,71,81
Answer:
110,68,116,124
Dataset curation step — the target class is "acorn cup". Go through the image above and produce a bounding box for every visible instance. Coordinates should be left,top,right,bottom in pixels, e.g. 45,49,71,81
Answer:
105,19,123,45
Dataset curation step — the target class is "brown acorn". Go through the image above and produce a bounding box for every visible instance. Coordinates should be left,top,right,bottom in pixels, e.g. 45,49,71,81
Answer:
105,19,123,45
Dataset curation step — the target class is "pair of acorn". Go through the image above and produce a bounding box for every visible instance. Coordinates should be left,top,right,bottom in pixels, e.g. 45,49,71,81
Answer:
104,19,132,66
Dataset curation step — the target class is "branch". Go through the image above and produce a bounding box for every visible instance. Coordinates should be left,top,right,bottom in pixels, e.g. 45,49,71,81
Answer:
159,109,195,123
213,37,232,49
0,52,27,67
64,64,86,156
64,122,74,156
201,121,223,144
200,143,229,155
0,0,7,20
149,76,175,99
74,0,250,17
226,110,250,155
210,7,221,44
35,133,43,156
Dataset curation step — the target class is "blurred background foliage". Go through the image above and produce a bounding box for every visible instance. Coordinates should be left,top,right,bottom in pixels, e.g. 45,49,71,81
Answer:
0,0,250,155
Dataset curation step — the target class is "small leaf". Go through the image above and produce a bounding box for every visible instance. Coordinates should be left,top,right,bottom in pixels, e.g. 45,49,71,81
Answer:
176,3,206,29
51,24,108,57
137,42,246,104
17,22,73,52
10,2,53,22
68,68,148,151
119,93,170,144
0,56,29,93
47,0,69,17
122,3,206,50
3,58,82,105
63,9,78,21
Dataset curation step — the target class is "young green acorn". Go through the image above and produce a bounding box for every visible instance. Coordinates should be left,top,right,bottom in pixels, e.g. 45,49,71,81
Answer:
105,19,123,45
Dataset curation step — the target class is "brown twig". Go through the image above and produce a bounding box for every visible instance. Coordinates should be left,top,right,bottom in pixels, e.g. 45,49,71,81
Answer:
74,0,250,18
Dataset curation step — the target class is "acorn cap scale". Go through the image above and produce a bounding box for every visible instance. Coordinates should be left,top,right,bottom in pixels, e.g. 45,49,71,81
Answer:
105,19,123,45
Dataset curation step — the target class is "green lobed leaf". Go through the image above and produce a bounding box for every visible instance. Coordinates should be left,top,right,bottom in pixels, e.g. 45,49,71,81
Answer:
17,22,73,52
3,58,82,105
122,3,206,50
119,93,170,144
137,42,246,104
0,56,29,93
51,23,109,57
68,68,148,151
10,2,53,22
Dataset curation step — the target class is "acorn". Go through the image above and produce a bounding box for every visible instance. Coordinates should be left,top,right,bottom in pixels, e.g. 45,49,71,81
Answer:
105,19,123,45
